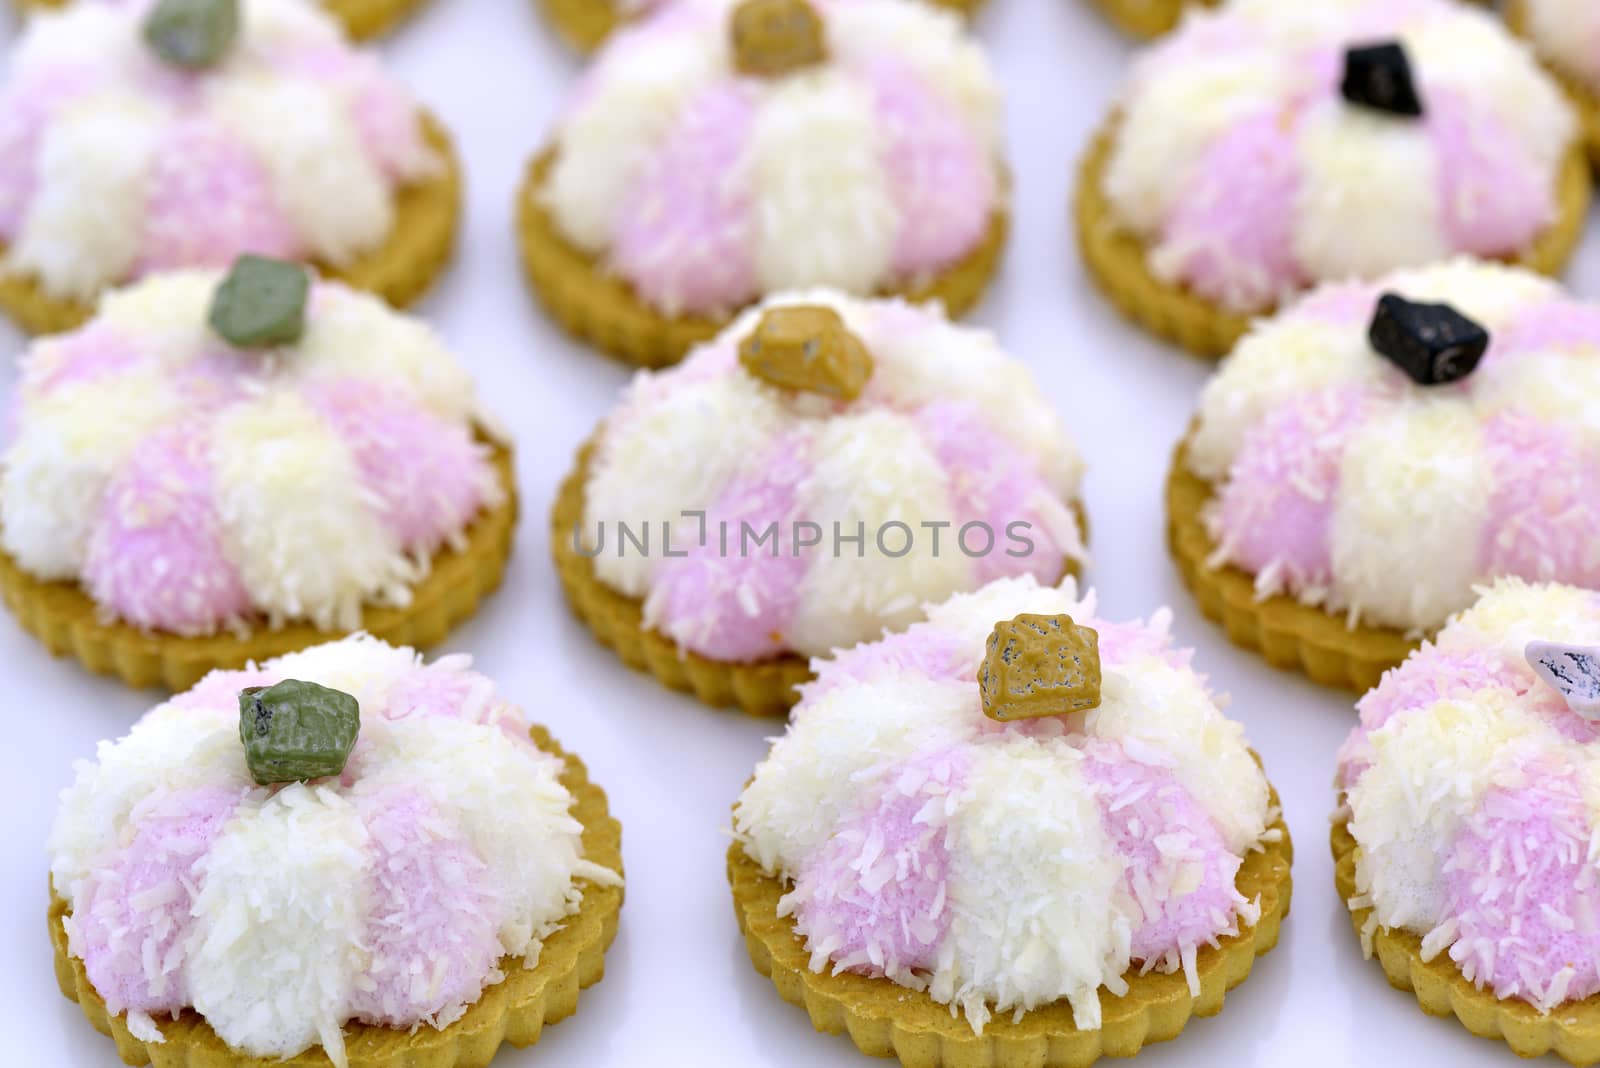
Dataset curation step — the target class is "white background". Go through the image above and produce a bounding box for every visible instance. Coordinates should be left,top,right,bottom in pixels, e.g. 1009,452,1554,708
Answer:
2,0,1593,1064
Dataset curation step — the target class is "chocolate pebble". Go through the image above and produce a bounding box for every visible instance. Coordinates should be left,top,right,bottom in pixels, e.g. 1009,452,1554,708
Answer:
731,0,826,78
978,614,1102,722
739,304,874,401
143,0,240,71
1341,40,1424,118
1526,641,1600,720
209,255,310,349
238,679,360,785
1368,293,1489,386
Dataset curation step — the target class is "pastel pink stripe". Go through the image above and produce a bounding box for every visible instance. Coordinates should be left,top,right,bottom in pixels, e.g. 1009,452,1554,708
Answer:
1337,643,1531,789
1484,301,1600,371
788,746,967,977
1480,413,1600,592
169,667,278,713
913,400,1066,586
26,322,143,394
1212,387,1370,594
802,623,974,704
863,57,995,280
381,662,533,746
0,65,104,239
1082,739,1245,964
1426,88,1552,258
1441,761,1600,1008
647,433,811,662
137,120,301,273
611,82,759,317
71,785,246,1016
83,426,251,634
307,378,494,556
1161,110,1305,312
349,785,504,1028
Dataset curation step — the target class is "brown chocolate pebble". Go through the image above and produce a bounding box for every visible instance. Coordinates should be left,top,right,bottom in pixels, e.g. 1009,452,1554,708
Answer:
979,614,1102,722
731,0,827,78
738,304,874,401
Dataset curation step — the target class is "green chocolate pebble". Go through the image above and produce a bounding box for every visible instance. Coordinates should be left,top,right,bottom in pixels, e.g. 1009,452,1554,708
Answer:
209,255,311,348
143,0,240,71
237,679,360,785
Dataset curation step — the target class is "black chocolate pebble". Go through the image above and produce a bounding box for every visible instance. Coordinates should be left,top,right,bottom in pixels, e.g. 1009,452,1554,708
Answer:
1367,293,1490,387
1341,40,1424,118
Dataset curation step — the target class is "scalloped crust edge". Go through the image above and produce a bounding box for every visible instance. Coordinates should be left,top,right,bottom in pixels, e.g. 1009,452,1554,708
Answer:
49,723,624,1068
549,437,1086,718
14,0,430,39
0,436,516,692
516,149,1009,369
1331,810,1600,1064
0,113,461,336
1074,114,1592,358
1165,431,1418,693
539,0,986,54
728,781,1291,1068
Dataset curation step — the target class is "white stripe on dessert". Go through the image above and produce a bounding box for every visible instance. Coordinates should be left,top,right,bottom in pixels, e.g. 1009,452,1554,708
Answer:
48,636,619,1066
187,784,371,1068
735,576,1273,1033
539,18,723,253
3,0,434,299
940,737,1125,1033
290,286,491,429
1291,104,1448,283
786,410,970,656
208,77,393,267
584,291,1085,659
540,0,1000,297
0,368,182,580
6,91,165,299
1348,662,1566,934
747,73,897,296
1328,402,1490,631
211,391,415,631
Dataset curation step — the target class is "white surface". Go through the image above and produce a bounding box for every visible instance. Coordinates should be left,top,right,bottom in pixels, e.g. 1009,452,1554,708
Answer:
2,0,1596,1064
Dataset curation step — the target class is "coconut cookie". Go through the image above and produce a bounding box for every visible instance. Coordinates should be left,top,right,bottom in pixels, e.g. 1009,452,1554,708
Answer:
541,0,986,53
731,575,1291,1068
551,292,1087,717
0,261,515,691
1168,260,1600,691
0,0,459,335
1507,0,1600,168
520,0,1007,367
1077,0,1588,356
49,635,624,1068
1333,579,1600,1063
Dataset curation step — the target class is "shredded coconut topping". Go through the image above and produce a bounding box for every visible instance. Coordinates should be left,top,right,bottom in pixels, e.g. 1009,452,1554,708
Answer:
48,634,621,1067
1188,260,1600,633
1339,579,1600,1013
1102,0,1575,314
539,0,1002,317
735,576,1272,1033
0,0,436,300
582,290,1087,662
0,271,503,636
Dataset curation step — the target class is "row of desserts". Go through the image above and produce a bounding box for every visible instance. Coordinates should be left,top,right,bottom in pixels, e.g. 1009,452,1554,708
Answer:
3,0,1599,358
23,251,1600,1067
13,0,1600,1067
